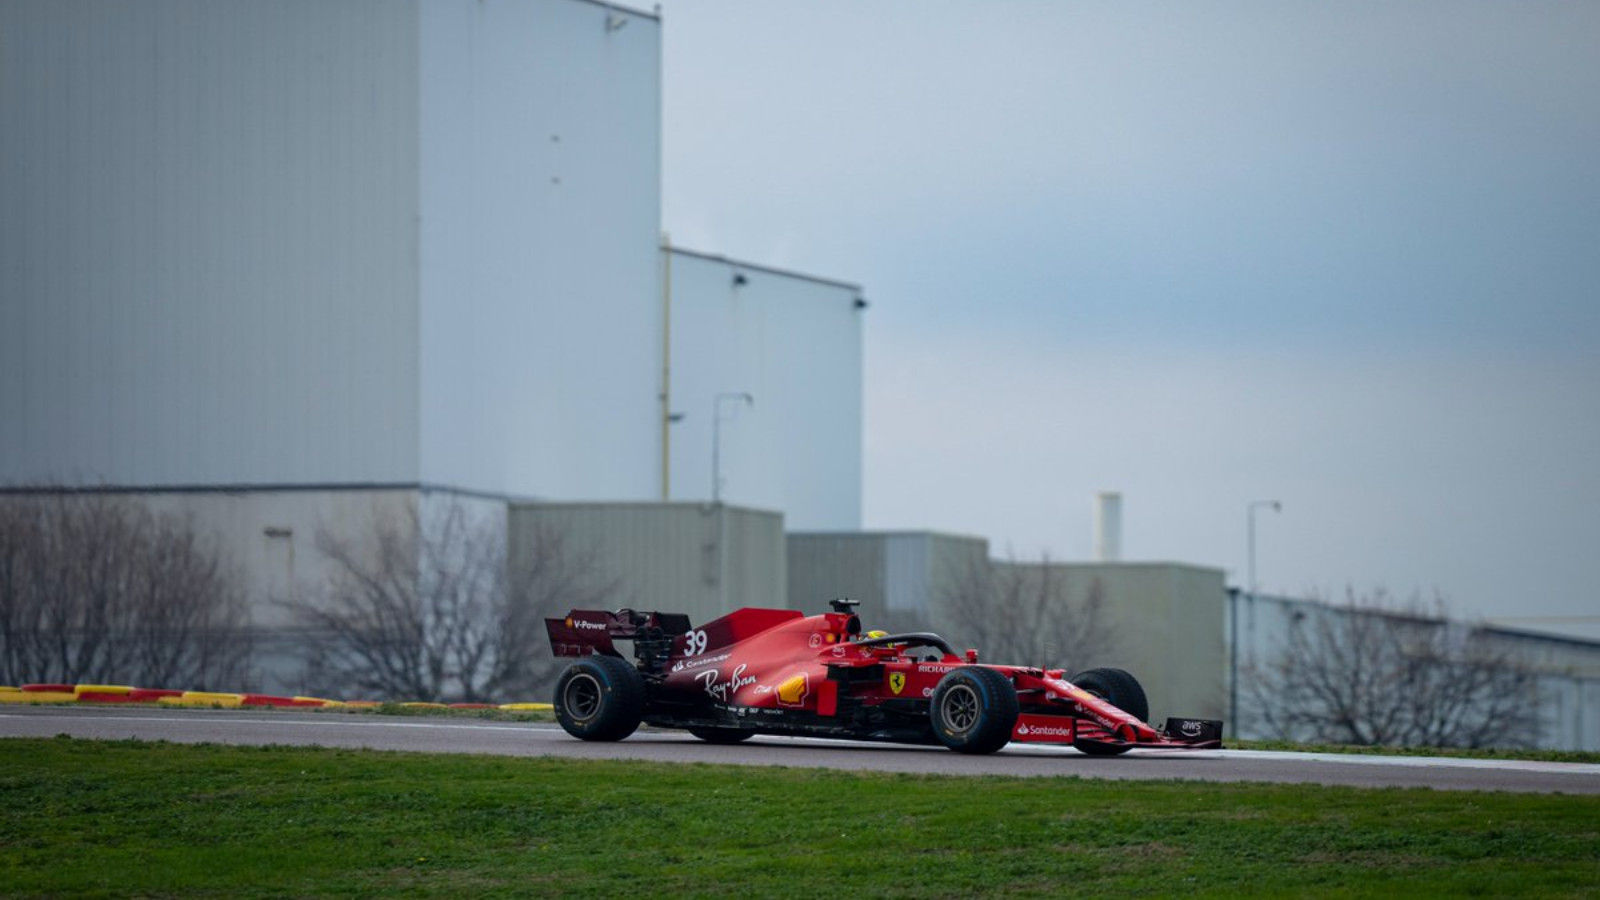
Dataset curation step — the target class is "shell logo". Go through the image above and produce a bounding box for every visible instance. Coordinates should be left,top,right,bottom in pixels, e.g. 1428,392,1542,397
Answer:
776,674,809,707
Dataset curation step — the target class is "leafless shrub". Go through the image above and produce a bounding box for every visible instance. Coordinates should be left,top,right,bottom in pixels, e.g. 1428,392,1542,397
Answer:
1246,588,1541,748
940,553,1115,671
286,501,612,703
0,492,252,688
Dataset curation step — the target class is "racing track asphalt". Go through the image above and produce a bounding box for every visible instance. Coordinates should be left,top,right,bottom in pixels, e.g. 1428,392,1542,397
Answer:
3,706,1597,795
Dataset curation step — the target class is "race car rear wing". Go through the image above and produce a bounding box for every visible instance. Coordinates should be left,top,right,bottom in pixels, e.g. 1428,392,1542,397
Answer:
546,609,692,659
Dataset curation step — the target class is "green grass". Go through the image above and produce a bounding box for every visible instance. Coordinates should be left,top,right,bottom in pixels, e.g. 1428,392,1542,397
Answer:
1228,738,1600,765
1,738,1596,897
356,702,555,723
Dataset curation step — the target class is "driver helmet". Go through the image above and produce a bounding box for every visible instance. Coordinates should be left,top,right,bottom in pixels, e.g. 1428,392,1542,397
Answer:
863,629,905,653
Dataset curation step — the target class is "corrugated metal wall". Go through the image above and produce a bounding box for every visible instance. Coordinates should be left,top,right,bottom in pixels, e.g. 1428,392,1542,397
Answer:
987,562,1227,723
787,533,885,615
787,531,989,629
1,0,422,486
509,502,787,628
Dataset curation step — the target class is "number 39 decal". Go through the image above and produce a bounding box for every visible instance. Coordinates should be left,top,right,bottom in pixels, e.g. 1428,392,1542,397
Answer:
684,629,708,656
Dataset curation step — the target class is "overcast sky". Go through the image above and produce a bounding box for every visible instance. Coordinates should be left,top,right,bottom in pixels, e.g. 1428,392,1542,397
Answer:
657,1,1600,638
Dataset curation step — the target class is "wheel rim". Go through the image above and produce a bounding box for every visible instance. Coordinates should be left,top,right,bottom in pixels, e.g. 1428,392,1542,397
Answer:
563,673,603,721
939,683,980,734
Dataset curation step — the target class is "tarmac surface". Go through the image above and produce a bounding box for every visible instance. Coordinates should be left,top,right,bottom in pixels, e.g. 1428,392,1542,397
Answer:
4,705,1597,794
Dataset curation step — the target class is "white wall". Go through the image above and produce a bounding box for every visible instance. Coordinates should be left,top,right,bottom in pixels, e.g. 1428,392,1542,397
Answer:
135,487,421,694
1,0,665,503
667,249,864,529
0,0,421,487
418,0,663,501
136,489,418,631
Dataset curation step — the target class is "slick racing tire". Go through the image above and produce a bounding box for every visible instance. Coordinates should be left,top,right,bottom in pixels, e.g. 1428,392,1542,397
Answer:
929,667,1019,755
1070,667,1148,757
1070,667,1149,721
554,655,645,742
687,727,754,744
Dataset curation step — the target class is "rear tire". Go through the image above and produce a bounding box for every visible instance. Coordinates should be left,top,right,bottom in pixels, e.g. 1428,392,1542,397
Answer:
929,667,1018,754
687,727,754,744
1070,667,1148,757
554,655,645,741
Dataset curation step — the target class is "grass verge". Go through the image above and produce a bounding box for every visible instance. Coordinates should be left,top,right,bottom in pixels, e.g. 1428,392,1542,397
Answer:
355,703,554,723
2,737,1597,898
1228,738,1600,765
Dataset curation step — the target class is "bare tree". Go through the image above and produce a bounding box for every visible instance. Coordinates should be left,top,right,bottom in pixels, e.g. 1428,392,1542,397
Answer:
1245,589,1542,748
940,553,1115,671
286,501,613,703
0,492,252,688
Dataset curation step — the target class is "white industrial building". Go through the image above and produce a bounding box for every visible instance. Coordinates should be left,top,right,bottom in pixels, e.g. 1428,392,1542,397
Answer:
2,0,664,500
1,0,864,692
665,248,864,531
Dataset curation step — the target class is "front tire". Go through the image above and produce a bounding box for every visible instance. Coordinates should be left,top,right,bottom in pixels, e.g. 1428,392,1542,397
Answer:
554,655,645,741
1070,667,1148,756
1070,667,1148,720
929,667,1018,754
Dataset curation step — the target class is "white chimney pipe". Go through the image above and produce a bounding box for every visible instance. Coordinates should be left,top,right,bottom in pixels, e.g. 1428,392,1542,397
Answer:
1093,492,1122,562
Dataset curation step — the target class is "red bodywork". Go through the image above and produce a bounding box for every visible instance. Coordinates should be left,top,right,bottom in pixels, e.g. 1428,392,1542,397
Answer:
545,604,1221,751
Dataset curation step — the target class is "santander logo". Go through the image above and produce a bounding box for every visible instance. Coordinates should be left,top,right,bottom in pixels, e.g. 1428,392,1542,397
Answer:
1016,721,1073,738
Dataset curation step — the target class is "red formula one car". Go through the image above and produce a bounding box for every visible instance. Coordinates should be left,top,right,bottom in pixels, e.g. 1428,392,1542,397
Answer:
545,599,1222,755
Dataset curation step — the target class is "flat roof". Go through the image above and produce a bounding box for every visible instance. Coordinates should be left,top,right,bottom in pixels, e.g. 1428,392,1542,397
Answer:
668,246,863,293
787,529,990,544
510,499,782,517
573,0,659,22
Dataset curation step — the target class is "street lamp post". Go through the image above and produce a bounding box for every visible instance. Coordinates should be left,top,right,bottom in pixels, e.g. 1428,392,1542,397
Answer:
1247,499,1281,607
711,392,753,505
1232,499,1281,740
1227,585,1241,739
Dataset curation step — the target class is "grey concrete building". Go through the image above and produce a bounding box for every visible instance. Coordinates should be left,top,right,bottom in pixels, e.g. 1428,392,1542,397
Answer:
512,503,787,630
787,531,989,633
995,561,1228,726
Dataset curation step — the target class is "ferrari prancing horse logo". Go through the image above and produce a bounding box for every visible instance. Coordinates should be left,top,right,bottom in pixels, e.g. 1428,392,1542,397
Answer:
888,672,906,695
